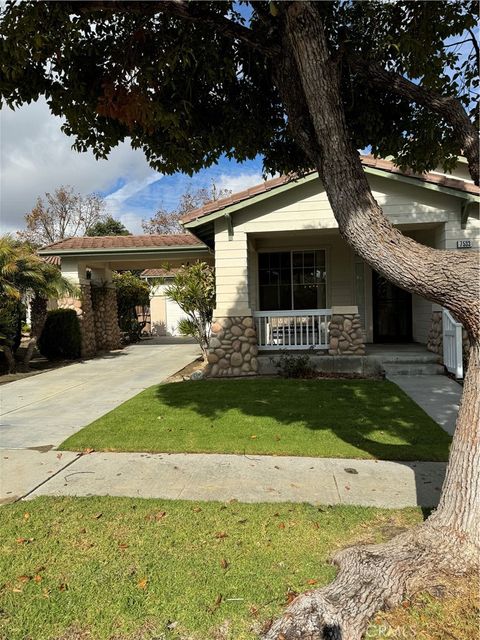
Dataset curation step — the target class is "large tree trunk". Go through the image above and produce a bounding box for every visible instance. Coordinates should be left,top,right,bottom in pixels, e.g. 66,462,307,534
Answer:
263,4,480,639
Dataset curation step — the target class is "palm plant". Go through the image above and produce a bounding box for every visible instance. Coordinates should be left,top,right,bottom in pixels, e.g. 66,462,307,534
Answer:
0,235,76,372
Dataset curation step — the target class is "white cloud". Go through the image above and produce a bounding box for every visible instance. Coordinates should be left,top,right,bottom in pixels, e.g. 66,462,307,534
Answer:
216,170,265,194
0,99,156,233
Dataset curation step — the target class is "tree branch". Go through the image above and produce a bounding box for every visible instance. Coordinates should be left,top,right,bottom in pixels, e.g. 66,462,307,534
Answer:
351,58,479,185
74,0,280,58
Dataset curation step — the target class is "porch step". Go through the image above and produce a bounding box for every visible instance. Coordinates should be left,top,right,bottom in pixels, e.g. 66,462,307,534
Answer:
381,362,445,376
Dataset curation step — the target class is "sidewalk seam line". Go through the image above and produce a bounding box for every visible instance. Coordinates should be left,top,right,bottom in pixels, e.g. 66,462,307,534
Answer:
16,453,84,503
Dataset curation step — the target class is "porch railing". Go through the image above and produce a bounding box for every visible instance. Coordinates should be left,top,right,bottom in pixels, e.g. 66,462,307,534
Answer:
442,308,463,379
254,309,332,350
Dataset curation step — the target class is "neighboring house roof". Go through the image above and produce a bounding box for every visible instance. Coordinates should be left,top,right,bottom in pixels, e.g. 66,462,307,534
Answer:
141,268,180,278
39,234,203,252
181,155,479,227
42,255,61,266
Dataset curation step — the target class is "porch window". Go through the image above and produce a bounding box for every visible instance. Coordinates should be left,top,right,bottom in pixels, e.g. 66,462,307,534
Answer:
258,250,327,310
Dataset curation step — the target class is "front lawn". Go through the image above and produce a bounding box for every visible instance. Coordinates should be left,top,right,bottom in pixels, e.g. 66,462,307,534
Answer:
2,498,476,640
0,497,421,640
60,378,451,461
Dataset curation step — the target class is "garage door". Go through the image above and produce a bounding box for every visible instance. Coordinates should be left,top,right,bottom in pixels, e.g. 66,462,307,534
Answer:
165,297,188,336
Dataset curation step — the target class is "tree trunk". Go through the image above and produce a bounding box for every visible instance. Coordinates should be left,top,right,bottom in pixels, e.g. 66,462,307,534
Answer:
23,296,48,370
3,344,16,374
262,4,480,638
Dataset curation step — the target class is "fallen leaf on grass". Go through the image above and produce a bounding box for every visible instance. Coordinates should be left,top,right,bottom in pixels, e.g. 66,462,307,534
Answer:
307,579,318,586
33,575,42,583
93,512,102,519
285,590,298,604
137,577,148,590
215,531,228,539
193,507,202,513
118,543,129,551
58,583,68,592
220,558,229,570
83,448,95,454
278,523,285,529
23,512,30,520
207,593,223,613
250,435,257,439
17,575,30,583
12,587,23,593
16,538,33,545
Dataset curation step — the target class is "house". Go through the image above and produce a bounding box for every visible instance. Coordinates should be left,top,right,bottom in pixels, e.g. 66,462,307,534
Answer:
38,155,479,375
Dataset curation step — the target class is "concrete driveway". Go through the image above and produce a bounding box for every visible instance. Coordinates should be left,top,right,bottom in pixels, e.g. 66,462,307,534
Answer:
0,338,200,502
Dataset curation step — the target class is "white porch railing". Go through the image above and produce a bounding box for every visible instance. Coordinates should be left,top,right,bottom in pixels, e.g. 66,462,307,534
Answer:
442,309,464,379
254,309,331,350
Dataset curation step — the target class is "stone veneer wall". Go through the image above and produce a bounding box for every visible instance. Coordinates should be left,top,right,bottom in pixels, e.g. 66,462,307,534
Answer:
91,285,123,351
427,310,443,355
328,313,365,355
206,316,258,377
57,283,96,358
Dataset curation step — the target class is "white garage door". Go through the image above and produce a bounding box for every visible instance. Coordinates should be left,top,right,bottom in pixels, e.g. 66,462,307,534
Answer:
165,297,188,336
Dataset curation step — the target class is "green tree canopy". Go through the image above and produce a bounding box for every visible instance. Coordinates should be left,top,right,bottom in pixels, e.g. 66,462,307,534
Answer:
86,216,131,236
1,1,477,179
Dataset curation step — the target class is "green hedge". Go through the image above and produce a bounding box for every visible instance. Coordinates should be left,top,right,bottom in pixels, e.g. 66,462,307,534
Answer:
38,308,82,360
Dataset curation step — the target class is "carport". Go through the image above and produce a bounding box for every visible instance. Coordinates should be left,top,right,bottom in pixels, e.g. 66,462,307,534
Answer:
38,234,212,357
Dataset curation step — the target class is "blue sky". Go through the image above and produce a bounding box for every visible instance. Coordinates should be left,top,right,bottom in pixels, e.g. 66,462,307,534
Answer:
0,98,265,235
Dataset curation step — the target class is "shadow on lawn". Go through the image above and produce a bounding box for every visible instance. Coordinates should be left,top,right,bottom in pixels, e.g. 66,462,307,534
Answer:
154,377,450,509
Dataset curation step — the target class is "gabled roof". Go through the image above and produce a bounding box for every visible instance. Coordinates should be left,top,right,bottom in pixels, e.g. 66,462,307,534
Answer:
181,155,479,228
39,233,203,252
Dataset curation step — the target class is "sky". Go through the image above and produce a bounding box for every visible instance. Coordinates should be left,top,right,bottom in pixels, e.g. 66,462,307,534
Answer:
0,97,265,235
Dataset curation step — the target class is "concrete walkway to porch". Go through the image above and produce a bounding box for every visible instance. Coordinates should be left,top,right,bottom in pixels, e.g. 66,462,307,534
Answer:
386,375,462,436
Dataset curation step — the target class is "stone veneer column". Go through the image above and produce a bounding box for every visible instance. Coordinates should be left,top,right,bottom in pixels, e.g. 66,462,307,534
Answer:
91,285,123,351
206,316,259,377
427,309,443,355
58,283,97,358
328,307,365,355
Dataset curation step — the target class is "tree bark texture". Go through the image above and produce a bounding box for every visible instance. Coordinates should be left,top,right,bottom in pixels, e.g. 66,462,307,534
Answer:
262,4,480,639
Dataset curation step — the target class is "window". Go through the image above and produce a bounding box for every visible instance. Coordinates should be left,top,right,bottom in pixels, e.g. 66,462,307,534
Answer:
259,250,327,310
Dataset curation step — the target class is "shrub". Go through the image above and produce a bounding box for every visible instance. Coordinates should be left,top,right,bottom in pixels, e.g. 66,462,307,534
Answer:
38,309,82,360
272,350,317,378
165,262,215,360
112,271,150,343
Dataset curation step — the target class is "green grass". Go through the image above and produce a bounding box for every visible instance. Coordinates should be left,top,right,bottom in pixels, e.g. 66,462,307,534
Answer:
60,378,451,461
0,497,423,640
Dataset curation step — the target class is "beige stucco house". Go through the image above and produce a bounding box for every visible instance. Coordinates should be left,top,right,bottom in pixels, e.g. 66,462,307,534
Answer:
38,155,479,376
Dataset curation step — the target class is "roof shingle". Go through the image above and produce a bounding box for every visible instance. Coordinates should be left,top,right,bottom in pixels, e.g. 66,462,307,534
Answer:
39,233,204,252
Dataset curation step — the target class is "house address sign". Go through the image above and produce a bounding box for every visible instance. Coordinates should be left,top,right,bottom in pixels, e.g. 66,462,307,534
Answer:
457,239,472,249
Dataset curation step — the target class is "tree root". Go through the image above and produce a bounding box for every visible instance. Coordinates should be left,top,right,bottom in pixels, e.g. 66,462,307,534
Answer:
262,523,479,640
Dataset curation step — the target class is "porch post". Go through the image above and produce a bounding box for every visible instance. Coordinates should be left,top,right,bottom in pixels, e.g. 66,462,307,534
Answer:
58,259,97,358
207,222,258,376
328,306,365,355
90,267,123,351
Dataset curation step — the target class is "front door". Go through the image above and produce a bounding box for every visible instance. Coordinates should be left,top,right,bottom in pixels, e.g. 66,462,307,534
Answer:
372,271,412,343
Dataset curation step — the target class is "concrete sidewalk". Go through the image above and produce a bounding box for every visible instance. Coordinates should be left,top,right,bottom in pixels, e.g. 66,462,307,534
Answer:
27,451,446,508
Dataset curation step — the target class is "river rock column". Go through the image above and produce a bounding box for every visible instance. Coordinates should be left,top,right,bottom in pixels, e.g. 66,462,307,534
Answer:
206,316,259,377
91,284,123,351
58,283,97,358
427,310,443,355
328,307,365,355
